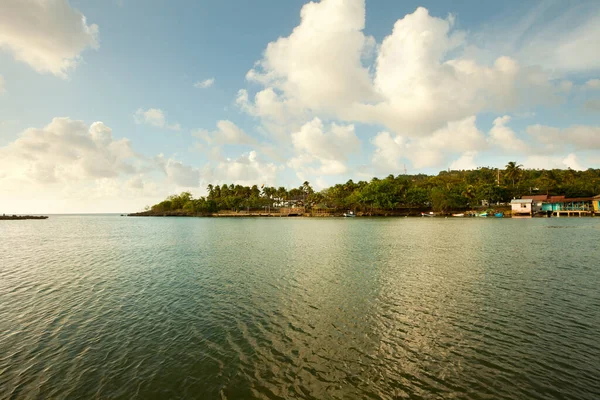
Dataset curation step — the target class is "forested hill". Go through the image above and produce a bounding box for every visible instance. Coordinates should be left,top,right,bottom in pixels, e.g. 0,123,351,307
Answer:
142,164,600,214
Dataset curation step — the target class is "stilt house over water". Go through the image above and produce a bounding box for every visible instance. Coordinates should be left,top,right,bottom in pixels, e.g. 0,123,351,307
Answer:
515,194,598,217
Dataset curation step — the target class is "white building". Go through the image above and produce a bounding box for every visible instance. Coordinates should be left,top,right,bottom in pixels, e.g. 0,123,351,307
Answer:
511,199,533,216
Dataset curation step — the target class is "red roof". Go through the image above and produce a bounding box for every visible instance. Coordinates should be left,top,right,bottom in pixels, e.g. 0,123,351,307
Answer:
549,196,593,203
522,195,549,201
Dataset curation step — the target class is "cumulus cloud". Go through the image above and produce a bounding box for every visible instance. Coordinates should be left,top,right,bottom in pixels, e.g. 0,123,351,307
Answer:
523,153,591,171
372,116,486,171
562,153,585,171
165,159,200,187
246,0,375,111
193,120,256,146
0,117,139,185
488,116,527,152
134,108,181,131
202,151,280,187
288,118,360,176
194,78,215,89
449,152,478,170
0,0,99,78
526,124,600,152
240,2,567,138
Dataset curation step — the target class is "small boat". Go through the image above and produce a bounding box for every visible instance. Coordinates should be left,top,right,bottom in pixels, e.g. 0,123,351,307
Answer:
452,213,465,217
478,212,488,217
494,212,504,218
421,212,434,217
343,211,356,217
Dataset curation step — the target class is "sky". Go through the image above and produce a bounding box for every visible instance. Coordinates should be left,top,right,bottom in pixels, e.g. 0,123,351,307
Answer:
1,0,600,213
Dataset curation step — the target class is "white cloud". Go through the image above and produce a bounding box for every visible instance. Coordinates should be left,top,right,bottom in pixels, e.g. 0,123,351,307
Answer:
240,2,566,138
449,151,478,170
562,153,585,171
214,120,255,145
372,116,486,170
526,124,600,152
523,153,590,171
288,118,360,176
165,159,200,187
0,117,282,213
194,78,215,89
193,120,256,146
135,108,164,127
488,116,527,152
202,151,280,187
134,108,181,131
585,79,600,89
0,117,140,185
0,0,99,78
371,131,406,171
246,0,376,112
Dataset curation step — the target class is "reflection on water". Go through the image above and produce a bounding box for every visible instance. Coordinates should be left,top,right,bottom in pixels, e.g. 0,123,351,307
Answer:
1,216,599,399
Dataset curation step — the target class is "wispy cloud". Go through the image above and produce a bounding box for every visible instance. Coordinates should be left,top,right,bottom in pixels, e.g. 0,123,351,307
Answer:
134,108,180,131
194,78,215,89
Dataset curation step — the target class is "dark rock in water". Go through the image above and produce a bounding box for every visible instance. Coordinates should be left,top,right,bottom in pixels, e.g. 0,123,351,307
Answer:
0,215,49,220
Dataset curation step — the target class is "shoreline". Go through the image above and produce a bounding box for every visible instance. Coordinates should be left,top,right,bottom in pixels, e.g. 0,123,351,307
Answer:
0,215,49,220
127,210,518,218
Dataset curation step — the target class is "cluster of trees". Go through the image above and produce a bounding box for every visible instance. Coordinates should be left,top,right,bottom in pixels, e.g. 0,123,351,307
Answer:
147,163,600,214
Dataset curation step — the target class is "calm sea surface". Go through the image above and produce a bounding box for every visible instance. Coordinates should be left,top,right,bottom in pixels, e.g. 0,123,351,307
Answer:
1,216,599,399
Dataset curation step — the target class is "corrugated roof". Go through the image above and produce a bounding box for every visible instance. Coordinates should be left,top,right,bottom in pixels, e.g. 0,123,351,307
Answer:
551,197,593,203
511,199,533,204
522,195,549,201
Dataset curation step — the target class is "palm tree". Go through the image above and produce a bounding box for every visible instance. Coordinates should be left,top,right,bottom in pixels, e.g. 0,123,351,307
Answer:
505,161,523,187
462,185,475,205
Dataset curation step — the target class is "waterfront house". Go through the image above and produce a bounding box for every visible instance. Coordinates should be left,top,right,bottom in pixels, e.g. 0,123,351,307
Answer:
541,196,593,216
521,195,547,213
511,199,534,216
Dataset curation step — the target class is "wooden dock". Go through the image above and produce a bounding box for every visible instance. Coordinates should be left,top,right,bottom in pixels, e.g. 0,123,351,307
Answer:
553,210,591,217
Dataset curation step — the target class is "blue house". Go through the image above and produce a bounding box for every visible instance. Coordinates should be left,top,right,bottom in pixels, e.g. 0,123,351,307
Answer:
541,196,593,216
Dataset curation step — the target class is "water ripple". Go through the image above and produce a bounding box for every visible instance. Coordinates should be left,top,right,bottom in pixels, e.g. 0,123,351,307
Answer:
1,216,599,399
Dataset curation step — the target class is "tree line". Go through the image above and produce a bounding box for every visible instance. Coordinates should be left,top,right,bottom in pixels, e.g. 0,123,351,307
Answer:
147,163,600,214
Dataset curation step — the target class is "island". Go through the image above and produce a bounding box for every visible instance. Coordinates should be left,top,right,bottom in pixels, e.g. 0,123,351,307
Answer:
129,162,600,218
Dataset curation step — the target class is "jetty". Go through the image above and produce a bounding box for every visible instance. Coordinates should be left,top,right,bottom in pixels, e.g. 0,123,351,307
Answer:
1,215,49,220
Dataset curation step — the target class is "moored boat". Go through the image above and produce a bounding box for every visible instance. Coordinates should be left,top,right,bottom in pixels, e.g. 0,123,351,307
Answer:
421,212,434,217
452,213,465,217
478,212,488,217
343,211,356,217
494,212,504,218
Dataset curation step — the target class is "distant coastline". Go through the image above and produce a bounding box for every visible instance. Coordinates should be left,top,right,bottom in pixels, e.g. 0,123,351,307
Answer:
0,215,48,220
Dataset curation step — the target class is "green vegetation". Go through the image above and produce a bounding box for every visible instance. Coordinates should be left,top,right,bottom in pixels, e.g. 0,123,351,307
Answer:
143,163,600,215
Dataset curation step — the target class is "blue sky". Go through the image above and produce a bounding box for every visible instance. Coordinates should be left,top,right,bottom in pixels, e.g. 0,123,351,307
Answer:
1,0,599,213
